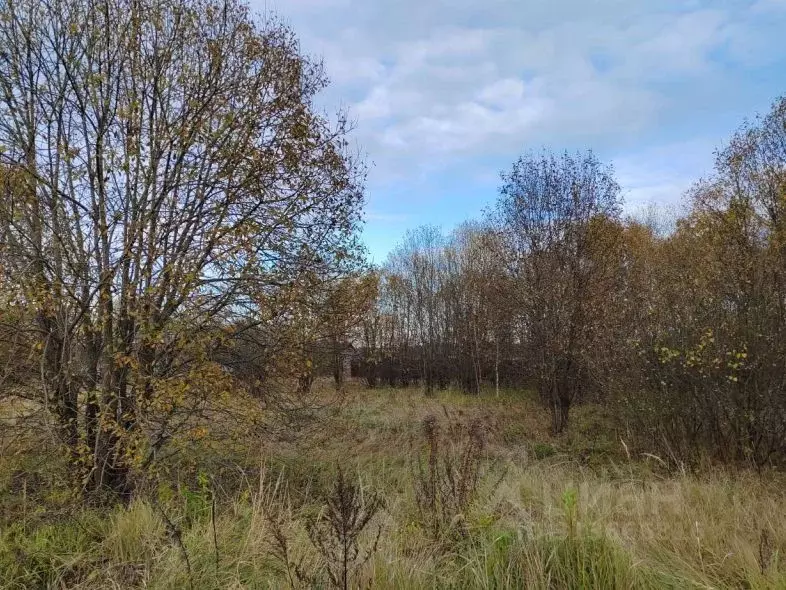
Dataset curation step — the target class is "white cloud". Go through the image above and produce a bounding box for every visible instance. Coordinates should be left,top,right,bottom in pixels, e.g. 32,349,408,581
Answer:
380,94,551,153
613,138,718,211
324,10,727,161
477,78,526,108
263,0,786,226
625,10,728,76
354,86,393,120
365,211,411,222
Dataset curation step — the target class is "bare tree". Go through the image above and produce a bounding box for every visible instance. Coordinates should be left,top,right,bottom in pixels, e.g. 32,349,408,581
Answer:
385,226,444,394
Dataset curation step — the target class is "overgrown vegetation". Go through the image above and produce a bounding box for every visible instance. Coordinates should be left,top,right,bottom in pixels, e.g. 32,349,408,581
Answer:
1,386,785,589
412,414,496,543
0,0,785,587
0,0,369,500
305,466,383,590
358,96,786,464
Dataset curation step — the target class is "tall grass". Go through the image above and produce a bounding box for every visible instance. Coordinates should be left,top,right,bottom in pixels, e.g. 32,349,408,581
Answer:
1,386,785,588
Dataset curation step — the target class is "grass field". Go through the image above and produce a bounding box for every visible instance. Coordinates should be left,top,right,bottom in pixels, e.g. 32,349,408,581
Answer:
1,384,785,589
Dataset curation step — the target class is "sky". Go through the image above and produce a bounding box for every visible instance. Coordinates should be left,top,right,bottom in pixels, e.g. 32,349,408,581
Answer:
255,0,786,263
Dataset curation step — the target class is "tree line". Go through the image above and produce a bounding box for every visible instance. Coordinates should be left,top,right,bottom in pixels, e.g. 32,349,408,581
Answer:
357,96,786,465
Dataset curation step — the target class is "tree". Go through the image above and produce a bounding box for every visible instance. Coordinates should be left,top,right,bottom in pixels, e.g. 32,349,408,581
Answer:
358,223,519,396
323,273,378,389
634,96,786,464
494,150,623,433
386,226,444,395
0,0,365,499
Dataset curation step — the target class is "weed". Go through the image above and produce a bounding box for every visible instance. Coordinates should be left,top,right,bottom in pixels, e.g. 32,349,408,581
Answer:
256,467,311,589
412,414,502,542
561,486,579,539
306,465,383,590
2,386,786,589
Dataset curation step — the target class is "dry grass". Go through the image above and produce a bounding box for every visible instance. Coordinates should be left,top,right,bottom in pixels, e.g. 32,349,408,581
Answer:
1,382,785,588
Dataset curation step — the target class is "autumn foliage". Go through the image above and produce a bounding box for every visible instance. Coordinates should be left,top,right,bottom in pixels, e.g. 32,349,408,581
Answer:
358,97,786,464
0,0,368,500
